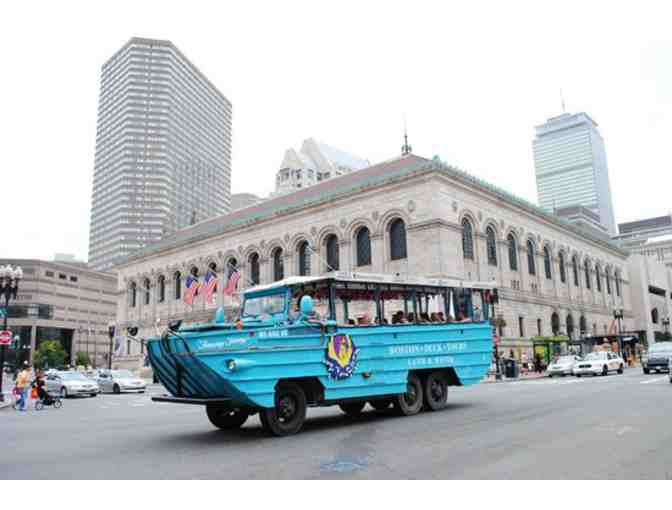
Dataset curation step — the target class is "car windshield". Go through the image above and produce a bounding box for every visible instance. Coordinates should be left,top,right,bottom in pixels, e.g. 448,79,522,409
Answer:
242,294,285,318
556,356,576,363
649,343,672,353
584,352,606,361
59,372,88,380
112,370,135,378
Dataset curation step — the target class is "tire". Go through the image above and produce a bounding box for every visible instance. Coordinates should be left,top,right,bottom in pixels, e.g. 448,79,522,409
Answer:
206,404,249,430
54,399,62,409
369,399,393,411
260,382,307,437
60,387,68,399
113,384,120,394
423,371,448,411
617,364,624,374
576,374,582,377
35,400,44,411
90,393,97,397
643,367,650,374
339,401,366,417
602,365,608,376
394,374,424,416
548,374,553,378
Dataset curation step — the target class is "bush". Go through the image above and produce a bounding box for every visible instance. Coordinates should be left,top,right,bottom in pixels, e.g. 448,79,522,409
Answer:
76,351,91,367
34,340,68,369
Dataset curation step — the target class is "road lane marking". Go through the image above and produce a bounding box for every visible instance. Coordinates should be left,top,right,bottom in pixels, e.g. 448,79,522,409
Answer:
640,376,668,384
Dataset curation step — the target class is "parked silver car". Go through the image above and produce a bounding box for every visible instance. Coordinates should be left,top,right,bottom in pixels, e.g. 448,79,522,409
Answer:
96,369,146,394
46,371,100,398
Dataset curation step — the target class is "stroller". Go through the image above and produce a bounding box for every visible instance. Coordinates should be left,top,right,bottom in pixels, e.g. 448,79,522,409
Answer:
35,386,62,410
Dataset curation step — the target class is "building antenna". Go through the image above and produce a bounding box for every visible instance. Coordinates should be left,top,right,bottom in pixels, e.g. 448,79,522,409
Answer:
560,89,566,113
401,114,412,156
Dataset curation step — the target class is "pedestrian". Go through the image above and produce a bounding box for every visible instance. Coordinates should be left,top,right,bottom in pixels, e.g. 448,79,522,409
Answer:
534,354,543,374
16,363,32,412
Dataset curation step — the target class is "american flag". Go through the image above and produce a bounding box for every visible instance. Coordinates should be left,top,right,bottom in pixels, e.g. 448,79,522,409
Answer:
223,268,241,296
183,274,200,305
202,270,218,304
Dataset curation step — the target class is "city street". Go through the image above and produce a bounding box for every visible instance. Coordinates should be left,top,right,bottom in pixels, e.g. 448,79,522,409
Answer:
2,369,671,479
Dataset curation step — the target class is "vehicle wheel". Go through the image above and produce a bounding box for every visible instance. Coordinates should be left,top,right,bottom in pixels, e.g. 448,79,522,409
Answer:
113,384,120,394
60,387,68,399
602,365,608,376
643,367,650,374
339,401,366,417
423,371,448,411
139,391,145,394
260,382,307,437
617,364,624,374
91,393,97,397
548,374,553,378
206,404,249,430
369,399,393,411
54,399,62,409
576,374,582,377
394,374,424,416
35,400,44,411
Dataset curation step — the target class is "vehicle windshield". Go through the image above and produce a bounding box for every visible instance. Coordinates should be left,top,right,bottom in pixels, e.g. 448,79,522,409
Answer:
584,352,606,361
112,370,135,378
59,372,88,380
242,294,285,318
649,343,672,353
556,356,576,363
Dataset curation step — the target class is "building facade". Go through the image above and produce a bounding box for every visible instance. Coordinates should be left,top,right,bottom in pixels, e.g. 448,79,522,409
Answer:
533,112,617,235
0,259,117,368
627,254,672,343
230,193,263,212
88,37,233,271
113,154,632,366
273,138,369,197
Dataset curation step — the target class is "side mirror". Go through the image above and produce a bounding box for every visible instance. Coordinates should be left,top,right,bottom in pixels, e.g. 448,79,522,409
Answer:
299,295,314,316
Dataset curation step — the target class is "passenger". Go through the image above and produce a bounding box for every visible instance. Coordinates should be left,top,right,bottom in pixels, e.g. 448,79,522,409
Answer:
473,306,482,322
429,312,440,323
348,319,356,325
437,312,446,322
420,313,430,323
358,314,372,326
407,312,416,323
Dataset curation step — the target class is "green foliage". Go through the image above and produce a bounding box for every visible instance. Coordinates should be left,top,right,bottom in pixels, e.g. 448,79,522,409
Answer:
76,351,91,367
34,340,68,369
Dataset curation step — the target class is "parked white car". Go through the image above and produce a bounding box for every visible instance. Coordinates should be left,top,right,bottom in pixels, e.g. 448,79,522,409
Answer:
546,355,581,377
573,351,625,377
46,371,100,398
96,369,146,394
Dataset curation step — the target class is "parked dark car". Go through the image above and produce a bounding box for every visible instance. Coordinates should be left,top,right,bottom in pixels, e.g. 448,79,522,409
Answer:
642,342,672,374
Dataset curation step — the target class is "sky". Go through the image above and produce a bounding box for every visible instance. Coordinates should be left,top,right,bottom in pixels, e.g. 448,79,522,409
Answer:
2,1,672,262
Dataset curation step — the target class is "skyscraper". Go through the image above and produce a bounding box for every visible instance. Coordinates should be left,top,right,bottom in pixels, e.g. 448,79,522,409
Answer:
532,112,616,235
88,37,232,271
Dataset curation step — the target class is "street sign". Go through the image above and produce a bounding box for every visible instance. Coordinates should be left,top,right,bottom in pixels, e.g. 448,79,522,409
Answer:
0,330,12,345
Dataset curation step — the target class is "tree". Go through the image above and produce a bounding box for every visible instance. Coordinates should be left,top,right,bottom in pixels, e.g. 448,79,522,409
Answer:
76,351,91,367
34,340,68,369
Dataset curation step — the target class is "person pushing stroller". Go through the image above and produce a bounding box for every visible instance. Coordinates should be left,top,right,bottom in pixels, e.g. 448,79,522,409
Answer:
33,370,56,406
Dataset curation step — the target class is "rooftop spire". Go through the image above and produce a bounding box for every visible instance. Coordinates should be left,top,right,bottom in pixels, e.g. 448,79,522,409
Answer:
401,115,412,155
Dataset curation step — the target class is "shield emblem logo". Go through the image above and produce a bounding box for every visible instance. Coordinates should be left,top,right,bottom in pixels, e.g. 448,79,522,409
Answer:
325,334,359,379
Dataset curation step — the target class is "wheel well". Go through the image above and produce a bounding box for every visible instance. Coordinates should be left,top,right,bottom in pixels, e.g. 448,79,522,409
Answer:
410,368,461,386
277,377,325,405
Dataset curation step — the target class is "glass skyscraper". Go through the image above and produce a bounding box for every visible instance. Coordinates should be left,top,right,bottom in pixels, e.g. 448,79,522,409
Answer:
533,112,616,235
88,37,232,271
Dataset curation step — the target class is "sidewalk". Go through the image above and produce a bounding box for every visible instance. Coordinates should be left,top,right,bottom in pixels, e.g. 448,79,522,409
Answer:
482,371,547,383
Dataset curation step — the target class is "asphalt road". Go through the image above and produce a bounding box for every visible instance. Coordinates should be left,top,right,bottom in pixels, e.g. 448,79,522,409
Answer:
2,369,671,479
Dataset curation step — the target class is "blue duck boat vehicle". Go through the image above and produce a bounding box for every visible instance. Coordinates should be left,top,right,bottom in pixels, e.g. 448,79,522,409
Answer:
148,272,496,436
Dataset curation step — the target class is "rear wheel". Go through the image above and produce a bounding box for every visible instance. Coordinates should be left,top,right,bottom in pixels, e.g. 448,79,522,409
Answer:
339,401,366,417
206,404,249,430
394,374,424,416
113,384,121,394
60,387,68,399
643,367,650,374
35,400,44,411
423,371,448,411
260,382,307,437
617,364,624,374
53,399,62,409
602,365,608,376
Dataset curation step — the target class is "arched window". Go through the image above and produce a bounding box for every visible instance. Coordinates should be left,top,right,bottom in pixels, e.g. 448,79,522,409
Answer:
507,233,518,271
157,275,165,303
559,252,566,283
130,282,137,308
298,241,311,276
173,271,181,300
566,314,575,338
527,240,536,275
595,264,602,292
652,308,659,324
249,253,260,285
225,259,236,278
326,234,339,271
580,315,587,335
486,226,498,266
389,219,407,260
615,271,621,297
543,246,552,280
462,219,474,260
143,278,150,305
551,312,560,335
584,261,591,289
355,227,371,267
572,256,579,286
272,248,284,281
606,270,612,295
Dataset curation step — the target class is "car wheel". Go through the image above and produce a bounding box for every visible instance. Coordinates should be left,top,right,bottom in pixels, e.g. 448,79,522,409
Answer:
90,393,97,397
602,365,608,376
643,367,650,374
548,374,553,378
113,384,121,394
60,387,68,399
576,374,582,377
617,364,624,374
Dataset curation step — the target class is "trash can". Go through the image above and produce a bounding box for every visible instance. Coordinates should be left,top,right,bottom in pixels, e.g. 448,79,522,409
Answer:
505,359,519,378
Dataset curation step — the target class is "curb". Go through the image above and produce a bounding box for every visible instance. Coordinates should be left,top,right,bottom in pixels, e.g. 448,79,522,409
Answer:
483,375,547,384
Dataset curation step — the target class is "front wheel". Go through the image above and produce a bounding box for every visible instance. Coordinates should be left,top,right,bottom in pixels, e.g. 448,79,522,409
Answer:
339,401,366,417
643,367,650,374
394,374,424,416
423,371,448,411
260,382,307,437
90,393,97,398
602,365,608,376
60,387,68,399
206,405,249,430
35,400,44,411
617,365,624,374
113,384,121,394
53,399,62,409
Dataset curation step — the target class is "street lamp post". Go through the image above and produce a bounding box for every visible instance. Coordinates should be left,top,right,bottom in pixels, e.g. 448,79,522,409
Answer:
0,264,23,402
663,317,670,338
107,323,115,370
613,308,624,360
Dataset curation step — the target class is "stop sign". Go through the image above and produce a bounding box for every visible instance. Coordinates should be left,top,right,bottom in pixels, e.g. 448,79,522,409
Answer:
0,330,12,345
